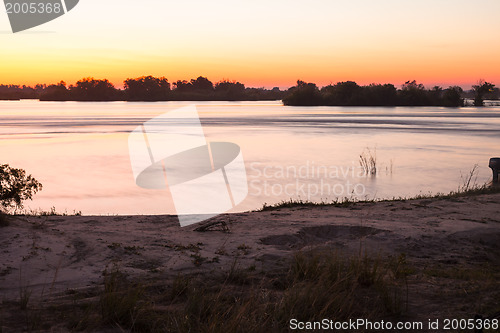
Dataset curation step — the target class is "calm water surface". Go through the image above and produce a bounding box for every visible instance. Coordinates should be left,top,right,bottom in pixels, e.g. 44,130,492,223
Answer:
1,100,499,215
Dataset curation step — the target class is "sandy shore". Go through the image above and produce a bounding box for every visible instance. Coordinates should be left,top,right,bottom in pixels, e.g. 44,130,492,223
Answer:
1,193,500,330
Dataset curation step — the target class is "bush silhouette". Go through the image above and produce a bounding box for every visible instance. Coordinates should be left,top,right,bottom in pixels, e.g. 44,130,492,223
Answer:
0,164,42,213
473,80,495,106
124,76,170,101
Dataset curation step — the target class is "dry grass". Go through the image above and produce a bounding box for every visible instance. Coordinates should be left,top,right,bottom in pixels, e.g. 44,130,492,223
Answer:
359,147,377,176
98,265,152,331
260,197,359,211
19,286,32,311
21,206,82,216
6,249,408,332
1,241,500,331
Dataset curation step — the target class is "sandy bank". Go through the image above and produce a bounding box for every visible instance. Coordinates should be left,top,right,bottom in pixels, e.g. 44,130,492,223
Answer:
1,193,500,330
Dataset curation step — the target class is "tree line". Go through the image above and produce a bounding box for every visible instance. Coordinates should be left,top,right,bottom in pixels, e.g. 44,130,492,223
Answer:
0,76,285,101
1,76,497,106
283,80,498,107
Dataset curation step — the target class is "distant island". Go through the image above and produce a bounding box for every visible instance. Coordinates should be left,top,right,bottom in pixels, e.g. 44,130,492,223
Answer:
283,80,498,107
0,76,498,107
0,76,284,102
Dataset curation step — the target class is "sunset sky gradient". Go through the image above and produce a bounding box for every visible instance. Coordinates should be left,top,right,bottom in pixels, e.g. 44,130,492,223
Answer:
1,0,499,89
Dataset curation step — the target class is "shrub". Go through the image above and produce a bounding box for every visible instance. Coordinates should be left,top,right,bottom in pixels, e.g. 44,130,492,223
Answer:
0,164,42,213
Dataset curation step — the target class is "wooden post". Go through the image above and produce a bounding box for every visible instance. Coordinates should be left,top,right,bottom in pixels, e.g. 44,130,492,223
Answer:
489,158,500,183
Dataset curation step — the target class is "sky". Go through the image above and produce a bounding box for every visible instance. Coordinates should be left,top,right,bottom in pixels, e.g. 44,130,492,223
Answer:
1,0,500,89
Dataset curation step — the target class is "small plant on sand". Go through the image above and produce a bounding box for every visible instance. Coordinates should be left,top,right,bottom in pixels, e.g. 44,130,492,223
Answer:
19,285,32,310
225,258,250,284
237,243,251,255
458,164,480,193
99,265,149,329
190,253,207,267
107,242,121,250
0,164,42,213
260,197,359,211
170,274,190,300
39,206,58,216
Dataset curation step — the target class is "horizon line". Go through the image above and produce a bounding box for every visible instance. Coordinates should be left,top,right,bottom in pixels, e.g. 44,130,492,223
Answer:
1,76,497,92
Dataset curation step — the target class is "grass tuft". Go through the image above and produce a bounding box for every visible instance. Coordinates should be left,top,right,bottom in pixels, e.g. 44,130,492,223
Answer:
260,197,359,211
99,265,151,331
359,147,377,176
21,206,82,216
19,286,31,310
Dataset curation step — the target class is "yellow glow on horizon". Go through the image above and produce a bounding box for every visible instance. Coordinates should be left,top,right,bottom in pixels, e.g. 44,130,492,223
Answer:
1,0,500,89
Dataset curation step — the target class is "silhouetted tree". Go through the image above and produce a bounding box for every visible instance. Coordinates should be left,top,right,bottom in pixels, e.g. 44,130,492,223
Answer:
473,80,495,106
190,76,214,92
362,84,398,106
173,80,192,92
124,76,170,101
0,85,21,100
40,81,69,101
70,78,119,101
442,86,464,107
283,80,322,106
0,84,37,100
428,86,443,105
0,164,42,212
214,80,246,100
321,81,363,106
398,80,430,106
244,87,285,100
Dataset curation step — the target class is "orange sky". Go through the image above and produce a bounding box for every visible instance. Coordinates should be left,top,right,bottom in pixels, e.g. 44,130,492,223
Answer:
1,0,499,89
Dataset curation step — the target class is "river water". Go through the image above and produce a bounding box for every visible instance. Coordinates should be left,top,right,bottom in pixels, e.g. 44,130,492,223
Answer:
1,100,499,215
